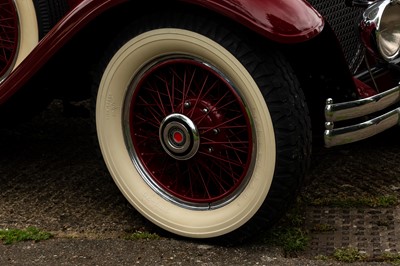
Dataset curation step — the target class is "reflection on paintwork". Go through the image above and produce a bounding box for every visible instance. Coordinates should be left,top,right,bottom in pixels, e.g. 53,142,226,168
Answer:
188,0,324,43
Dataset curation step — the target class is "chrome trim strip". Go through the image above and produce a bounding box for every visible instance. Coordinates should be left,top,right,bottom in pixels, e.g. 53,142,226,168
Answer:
325,84,400,122
122,54,257,211
324,107,400,147
361,0,400,61
351,0,379,7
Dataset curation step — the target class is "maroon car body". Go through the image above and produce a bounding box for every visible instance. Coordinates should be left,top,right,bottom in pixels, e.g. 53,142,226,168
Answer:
1,0,399,241
0,0,324,102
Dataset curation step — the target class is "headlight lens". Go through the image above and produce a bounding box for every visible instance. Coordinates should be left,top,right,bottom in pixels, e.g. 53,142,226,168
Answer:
361,0,400,61
378,3,400,60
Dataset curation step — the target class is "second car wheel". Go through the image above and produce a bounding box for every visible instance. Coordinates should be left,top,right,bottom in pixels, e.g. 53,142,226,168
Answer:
0,0,69,125
0,0,38,82
0,0,69,82
93,10,312,242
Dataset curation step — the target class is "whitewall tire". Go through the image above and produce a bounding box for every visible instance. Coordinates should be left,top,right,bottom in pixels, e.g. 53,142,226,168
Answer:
93,10,311,241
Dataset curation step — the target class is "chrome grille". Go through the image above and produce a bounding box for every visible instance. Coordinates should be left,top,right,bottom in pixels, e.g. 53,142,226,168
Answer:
307,0,365,72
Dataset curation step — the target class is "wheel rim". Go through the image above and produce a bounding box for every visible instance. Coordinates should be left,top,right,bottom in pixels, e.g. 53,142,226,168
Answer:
123,57,254,209
0,0,19,81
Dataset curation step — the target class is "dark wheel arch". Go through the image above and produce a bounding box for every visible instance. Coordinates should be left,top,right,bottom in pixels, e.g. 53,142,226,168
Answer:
0,0,69,125
33,0,70,37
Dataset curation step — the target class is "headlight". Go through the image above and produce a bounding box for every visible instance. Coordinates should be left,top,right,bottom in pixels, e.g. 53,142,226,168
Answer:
361,0,400,61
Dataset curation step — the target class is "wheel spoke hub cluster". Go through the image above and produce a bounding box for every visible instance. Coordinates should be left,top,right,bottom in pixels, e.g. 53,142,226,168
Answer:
125,57,253,207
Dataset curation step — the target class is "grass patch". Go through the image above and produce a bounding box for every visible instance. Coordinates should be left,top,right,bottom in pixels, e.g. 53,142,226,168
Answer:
308,194,398,208
262,198,310,255
331,249,400,264
333,247,367,263
269,227,310,254
0,227,52,245
381,253,400,265
311,223,336,232
125,231,160,240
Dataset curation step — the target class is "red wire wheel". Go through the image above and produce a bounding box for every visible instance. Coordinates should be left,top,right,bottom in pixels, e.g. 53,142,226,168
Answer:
0,0,19,81
125,58,253,208
94,19,311,240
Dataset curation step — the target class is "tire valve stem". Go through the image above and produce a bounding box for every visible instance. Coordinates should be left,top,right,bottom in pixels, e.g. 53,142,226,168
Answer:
184,101,191,109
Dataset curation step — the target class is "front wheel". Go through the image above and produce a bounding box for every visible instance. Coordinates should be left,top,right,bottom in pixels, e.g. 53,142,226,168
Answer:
93,11,311,241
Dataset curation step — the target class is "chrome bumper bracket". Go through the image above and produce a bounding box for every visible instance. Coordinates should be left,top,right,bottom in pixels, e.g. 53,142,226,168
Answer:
324,84,400,147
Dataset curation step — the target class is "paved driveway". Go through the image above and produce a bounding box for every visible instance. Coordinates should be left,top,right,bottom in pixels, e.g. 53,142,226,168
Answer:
0,100,398,265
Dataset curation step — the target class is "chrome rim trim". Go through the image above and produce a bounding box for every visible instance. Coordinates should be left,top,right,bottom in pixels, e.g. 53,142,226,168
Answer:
122,55,257,211
361,0,400,61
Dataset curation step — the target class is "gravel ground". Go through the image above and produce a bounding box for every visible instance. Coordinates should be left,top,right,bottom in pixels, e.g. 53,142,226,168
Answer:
0,100,399,265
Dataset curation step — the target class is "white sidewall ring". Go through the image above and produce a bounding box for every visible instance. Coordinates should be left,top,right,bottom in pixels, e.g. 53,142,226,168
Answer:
96,29,276,238
13,0,39,69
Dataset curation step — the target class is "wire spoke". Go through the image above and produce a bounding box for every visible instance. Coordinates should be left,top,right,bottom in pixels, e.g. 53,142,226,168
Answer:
0,0,18,77
128,58,252,204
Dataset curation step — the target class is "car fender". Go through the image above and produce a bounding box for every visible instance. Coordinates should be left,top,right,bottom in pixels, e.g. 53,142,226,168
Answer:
182,0,324,43
0,0,128,104
0,0,324,104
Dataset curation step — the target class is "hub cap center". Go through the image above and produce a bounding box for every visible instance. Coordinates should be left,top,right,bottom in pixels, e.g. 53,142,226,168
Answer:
172,129,184,145
159,113,200,160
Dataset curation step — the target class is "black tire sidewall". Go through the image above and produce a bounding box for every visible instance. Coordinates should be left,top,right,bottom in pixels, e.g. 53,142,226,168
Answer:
33,0,69,38
93,10,312,241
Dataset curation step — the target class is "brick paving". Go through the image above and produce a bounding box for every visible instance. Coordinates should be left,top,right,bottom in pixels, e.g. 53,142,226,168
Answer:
0,100,399,262
306,207,400,257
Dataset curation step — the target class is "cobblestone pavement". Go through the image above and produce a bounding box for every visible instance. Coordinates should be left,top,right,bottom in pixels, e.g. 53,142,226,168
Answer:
0,100,399,265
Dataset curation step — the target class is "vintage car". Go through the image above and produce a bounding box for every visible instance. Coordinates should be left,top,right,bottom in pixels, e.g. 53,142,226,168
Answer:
1,0,399,242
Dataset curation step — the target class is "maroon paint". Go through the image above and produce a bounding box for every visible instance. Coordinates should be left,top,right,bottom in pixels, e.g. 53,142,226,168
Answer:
0,0,324,104
67,0,83,9
0,0,128,104
181,0,324,43
359,19,379,60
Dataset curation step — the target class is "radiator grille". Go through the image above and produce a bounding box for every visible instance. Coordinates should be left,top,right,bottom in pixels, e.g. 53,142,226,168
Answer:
307,0,365,72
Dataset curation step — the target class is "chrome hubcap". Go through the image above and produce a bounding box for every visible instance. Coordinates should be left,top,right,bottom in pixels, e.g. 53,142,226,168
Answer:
159,113,200,160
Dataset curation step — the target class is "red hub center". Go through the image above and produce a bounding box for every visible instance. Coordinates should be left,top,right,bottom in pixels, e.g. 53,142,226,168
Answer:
173,131,184,144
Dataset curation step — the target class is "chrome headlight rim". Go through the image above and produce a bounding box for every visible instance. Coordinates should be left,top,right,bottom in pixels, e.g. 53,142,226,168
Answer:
361,0,400,61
